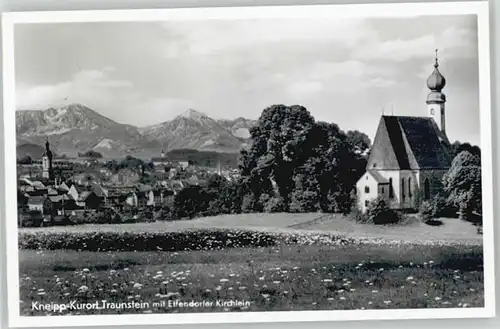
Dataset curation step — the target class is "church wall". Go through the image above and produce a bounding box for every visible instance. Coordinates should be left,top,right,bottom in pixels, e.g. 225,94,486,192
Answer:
355,172,380,213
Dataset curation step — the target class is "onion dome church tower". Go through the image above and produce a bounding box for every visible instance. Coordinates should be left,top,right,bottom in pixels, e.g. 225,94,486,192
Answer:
426,49,447,135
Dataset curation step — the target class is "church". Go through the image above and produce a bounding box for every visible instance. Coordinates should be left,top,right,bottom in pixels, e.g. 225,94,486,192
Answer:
356,53,453,213
41,138,54,180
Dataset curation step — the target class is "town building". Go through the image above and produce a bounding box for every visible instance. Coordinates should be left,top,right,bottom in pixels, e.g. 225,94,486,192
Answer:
356,52,453,212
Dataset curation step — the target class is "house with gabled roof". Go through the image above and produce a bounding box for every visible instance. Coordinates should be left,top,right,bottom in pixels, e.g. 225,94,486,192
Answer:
356,53,452,212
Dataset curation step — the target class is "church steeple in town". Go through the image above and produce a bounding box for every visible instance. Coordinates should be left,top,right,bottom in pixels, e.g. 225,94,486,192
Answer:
426,49,447,135
42,137,54,180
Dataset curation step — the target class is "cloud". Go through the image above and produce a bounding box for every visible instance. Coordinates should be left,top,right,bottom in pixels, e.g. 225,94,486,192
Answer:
352,26,477,62
16,68,134,111
160,18,375,57
286,81,324,97
366,77,397,88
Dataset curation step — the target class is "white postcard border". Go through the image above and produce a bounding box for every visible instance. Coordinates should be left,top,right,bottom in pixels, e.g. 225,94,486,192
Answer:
1,1,495,327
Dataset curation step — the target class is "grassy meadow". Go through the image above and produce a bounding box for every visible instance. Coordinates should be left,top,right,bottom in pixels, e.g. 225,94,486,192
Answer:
18,213,484,315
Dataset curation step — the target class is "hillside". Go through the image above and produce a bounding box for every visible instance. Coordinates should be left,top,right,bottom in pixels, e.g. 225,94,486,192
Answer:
16,104,159,158
16,105,256,158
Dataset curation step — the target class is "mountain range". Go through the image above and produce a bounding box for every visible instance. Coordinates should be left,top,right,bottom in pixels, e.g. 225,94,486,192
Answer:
16,104,257,159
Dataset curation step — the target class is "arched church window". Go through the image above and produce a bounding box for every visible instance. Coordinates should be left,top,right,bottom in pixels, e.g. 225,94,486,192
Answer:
408,177,412,198
401,179,405,199
365,186,370,194
430,108,435,115
389,178,394,199
424,178,430,200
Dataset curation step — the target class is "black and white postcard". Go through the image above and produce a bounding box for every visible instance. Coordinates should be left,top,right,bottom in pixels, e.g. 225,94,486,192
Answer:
1,1,495,327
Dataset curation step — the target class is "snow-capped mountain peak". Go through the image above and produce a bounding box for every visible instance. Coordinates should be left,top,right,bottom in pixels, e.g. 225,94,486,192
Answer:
177,109,208,121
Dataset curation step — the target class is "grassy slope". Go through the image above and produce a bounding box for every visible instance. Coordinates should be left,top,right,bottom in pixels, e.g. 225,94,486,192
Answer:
20,213,482,245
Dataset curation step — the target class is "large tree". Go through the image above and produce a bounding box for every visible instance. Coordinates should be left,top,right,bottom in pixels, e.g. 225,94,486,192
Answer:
239,104,316,210
450,141,481,161
239,105,369,213
442,150,482,220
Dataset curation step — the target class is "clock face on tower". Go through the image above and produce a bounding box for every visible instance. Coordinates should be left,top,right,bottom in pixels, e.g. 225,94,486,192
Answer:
430,108,435,115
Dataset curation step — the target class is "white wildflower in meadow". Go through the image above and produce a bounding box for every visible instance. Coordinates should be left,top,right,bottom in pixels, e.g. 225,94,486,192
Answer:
372,290,378,293
454,275,461,279
462,303,469,308
220,278,229,283
369,282,374,286
229,273,236,277
406,276,414,281
133,283,143,289
37,291,46,296
470,288,476,292
411,281,417,285
261,293,271,299
293,267,299,270
327,298,334,301
124,268,129,271
239,286,247,291
127,296,134,300
409,262,414,266
273,281,281,284
78,285,89,293
364,280,370,284
350,289,356,292
63,292,70,297
323,279,333,283
82,268,90,274
383,300,392,305
435,297,442,301
368,301,373,305
339,296,346,301
38,288,44,292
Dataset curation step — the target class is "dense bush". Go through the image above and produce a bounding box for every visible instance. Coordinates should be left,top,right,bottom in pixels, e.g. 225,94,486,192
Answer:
290,190,319,213
241,194,257,213
18,228,358,252
366,196,400,225
263,196,285,213
419,200,434,223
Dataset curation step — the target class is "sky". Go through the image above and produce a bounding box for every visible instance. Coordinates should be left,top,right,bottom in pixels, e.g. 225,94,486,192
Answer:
14,14,481,145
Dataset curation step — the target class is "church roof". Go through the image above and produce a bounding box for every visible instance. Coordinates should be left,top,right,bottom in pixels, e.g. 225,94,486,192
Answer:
367,115,452,170
367,170,389,184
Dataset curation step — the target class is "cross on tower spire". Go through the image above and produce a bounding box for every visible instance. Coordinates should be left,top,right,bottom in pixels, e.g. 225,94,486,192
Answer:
434,48,439,67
